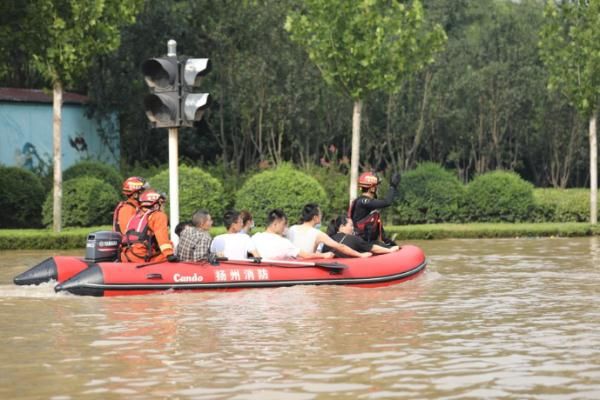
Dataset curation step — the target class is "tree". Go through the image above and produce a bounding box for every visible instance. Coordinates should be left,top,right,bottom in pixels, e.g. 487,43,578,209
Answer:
539,0,600,223
285,0,446,201
23,0,141,231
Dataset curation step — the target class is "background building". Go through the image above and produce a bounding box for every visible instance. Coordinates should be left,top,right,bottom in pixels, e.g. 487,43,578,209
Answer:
0,87,119,174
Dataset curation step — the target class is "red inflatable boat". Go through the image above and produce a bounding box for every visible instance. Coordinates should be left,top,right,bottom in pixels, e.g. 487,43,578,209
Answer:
14,231,427,297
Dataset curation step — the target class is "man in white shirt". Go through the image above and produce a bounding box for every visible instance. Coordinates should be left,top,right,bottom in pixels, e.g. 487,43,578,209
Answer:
287,203,371,258
211,210,258,260
252,209,334,260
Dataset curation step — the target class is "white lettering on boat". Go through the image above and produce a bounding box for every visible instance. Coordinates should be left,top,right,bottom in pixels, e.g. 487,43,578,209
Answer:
213,269,270,282
173,273,204,283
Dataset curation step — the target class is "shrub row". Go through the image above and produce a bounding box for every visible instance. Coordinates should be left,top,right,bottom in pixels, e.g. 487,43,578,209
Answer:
1,160,597,229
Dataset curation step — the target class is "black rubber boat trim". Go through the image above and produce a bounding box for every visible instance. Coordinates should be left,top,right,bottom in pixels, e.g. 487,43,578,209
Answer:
67,260,426,292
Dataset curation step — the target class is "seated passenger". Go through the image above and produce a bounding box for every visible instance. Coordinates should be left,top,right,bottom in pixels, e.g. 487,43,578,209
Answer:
239,210,255,235
121,190,175,263
174,220,192,237
287,203,371,258
176,210,213,262
210,210,259,259
252,209,334,260
322,215,400,257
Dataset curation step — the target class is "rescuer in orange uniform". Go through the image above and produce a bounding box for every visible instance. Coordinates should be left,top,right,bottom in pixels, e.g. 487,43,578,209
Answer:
113,176,148,235
120,189,177,263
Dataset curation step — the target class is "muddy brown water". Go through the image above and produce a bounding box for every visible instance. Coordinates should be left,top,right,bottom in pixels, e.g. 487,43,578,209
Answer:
1,238,599,399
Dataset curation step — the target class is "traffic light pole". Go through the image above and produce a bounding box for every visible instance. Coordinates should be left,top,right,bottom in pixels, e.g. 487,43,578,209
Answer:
167,40,179,246
168,126,179,246
142,39,211,244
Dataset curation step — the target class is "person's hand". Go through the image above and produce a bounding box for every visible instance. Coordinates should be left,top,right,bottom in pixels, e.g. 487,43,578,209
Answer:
321,252,335,259
391,172,401,188
359,252,372,258
167,254,179,262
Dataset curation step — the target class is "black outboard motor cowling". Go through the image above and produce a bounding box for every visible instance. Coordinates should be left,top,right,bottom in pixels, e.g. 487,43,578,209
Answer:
85,231,122,262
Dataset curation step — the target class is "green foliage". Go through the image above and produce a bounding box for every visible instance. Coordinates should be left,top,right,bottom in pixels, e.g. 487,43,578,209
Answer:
148,165,225,223
464,171,535,222
235,164,329,226
285,0,447,99
42,177,119,227
25,0,143,85
63,160,123,192
539,0,600,115
0,167,46,228
305,165,349,218
532,188,590,223
395,163,464,224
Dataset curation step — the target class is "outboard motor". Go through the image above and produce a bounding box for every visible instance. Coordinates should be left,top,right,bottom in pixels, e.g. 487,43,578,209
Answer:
85,231,122,262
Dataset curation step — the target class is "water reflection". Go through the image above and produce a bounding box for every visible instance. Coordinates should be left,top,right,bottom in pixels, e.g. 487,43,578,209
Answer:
1,239,600,399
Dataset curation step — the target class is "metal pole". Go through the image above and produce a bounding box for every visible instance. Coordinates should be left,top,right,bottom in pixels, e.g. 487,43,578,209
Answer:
169,127,179,245
167,39,180,245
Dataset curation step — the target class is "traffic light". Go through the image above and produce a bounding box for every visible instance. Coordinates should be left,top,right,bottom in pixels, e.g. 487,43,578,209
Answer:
141,56,212,128
141,57,180,128
180,58,212,127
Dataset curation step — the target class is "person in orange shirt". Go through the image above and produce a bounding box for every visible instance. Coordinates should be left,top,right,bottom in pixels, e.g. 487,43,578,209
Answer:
113,176,148,235
121,189,176,263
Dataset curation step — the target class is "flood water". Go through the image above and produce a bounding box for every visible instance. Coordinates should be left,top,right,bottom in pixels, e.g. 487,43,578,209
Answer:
1,238,599,399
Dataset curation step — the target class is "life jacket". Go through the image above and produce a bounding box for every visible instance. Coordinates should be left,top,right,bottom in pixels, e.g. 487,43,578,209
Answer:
121,208,159,262
112,200,136,234
348,198,383,243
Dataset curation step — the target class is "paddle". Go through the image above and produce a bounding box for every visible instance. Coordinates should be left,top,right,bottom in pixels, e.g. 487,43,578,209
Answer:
215,256,348,273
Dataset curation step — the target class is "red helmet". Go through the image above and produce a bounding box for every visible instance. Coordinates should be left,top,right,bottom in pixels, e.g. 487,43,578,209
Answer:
358,172,379,189
139,189,162,208
122,176,147,196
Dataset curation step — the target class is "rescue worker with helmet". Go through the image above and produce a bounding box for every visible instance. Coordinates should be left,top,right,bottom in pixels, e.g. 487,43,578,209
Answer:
113,176,148,235
348,171,401,246
121,189,177,263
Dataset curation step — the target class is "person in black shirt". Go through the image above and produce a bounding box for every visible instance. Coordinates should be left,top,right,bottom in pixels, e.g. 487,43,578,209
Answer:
348,171,400,245
322,215,399,258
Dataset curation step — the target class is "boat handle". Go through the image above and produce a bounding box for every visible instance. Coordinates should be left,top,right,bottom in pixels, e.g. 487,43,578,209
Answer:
146,273,163,280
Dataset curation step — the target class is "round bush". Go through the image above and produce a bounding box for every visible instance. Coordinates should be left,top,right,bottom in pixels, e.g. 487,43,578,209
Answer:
63,160,123,192
396,163,465,224
464,171,534,222
42,177,120,227
0,166,46,228
149,165,225,223
236,164,329,226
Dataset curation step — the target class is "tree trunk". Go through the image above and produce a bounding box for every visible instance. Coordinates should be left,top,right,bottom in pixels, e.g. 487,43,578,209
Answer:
52,81,63,232
590,110,598,224
349,99,362,203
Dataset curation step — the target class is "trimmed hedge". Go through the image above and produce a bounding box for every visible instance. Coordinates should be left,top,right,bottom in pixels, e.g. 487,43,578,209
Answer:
396,162,464,224
385,222,600,240
42,177,120,227
236,164,329,226
149,165,226,223
0,166,45,228
532,188,590,222
464,171,534,222
63,160,123,192
2,223,599,250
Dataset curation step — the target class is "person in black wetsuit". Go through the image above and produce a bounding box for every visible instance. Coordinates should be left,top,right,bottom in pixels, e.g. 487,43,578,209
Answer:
348,171,400,246
322,215,400,257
